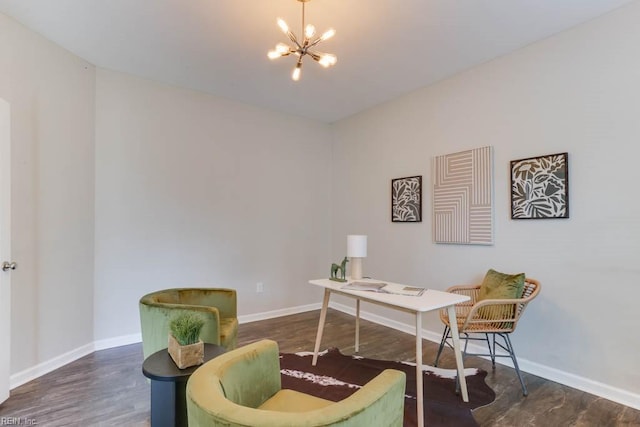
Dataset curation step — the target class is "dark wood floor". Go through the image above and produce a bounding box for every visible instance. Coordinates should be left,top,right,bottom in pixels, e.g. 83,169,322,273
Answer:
1,309,638,426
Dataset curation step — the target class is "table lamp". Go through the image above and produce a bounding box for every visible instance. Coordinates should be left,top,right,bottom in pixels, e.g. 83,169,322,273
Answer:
347,235,367,280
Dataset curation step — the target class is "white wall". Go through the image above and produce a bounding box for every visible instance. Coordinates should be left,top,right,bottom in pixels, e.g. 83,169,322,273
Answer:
0,14,95,373
331,1,640,404
94,69,332,341
2,0,639,410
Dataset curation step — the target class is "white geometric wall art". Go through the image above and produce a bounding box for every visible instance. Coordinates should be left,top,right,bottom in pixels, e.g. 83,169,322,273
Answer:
433,146,494,245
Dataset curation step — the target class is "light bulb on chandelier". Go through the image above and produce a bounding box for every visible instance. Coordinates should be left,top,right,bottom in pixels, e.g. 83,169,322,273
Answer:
292,61,302,81
267,0,337,82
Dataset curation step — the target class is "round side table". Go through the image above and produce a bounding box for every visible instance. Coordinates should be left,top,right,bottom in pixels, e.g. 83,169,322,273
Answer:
142,343,225,427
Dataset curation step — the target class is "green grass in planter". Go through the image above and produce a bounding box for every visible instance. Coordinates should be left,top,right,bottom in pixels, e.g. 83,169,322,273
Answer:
169,312,205,346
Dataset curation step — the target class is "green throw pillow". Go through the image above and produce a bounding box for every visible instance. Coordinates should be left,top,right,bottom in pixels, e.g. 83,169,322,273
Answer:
477,269,525,320
479,269,525,301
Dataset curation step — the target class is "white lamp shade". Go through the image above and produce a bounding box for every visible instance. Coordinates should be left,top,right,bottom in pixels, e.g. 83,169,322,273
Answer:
347,235,367,258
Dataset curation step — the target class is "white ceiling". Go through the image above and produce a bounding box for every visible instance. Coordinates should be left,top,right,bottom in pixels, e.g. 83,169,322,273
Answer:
0,0,634,122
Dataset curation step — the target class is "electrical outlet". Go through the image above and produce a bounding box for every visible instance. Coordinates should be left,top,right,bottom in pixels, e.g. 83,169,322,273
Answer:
256,282,264,293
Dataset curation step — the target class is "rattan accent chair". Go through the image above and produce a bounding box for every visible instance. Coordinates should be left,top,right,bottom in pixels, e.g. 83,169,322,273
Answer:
434,278,541,395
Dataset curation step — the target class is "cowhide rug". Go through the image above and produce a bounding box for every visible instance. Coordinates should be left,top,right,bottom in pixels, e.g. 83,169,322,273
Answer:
279,348,495,427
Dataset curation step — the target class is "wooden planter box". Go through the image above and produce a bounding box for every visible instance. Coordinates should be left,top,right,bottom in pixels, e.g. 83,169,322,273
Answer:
168,334,204,369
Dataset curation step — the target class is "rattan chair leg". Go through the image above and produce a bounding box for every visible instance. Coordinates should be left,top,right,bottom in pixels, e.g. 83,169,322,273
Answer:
433,325,450,366
462,332,470,355
504,334,528,396
488,333,496,367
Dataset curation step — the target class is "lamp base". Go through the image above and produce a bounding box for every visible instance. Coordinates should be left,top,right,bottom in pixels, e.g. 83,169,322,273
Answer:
350,258,363,280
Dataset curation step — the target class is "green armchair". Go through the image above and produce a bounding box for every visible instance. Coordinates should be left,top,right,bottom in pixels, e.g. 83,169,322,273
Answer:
186,339,406,427
139,288,238,360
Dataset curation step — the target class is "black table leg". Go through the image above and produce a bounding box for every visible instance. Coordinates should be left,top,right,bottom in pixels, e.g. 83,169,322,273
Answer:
150,379,188,427
143,345,226,427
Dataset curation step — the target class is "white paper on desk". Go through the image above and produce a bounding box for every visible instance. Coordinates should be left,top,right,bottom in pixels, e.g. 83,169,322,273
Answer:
383,283,426,297
342,281,426,296
342,281,387,292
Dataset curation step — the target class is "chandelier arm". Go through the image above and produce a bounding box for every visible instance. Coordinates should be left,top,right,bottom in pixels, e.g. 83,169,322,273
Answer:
307,51,321,62
286,31,302,50
307,38,324,49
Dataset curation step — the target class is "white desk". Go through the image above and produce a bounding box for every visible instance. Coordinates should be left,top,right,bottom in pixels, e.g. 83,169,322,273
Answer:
309,278,470,427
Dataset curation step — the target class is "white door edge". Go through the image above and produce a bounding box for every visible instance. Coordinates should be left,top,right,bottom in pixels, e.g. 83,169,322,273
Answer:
0,97,11,404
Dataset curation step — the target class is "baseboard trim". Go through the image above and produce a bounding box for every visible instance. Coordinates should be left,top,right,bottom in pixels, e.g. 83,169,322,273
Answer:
516,357,640,410
9,303,321,390
10,303,640,411
330,302,640,411
238,303,321,324
10,343,94,390
94,333,142,351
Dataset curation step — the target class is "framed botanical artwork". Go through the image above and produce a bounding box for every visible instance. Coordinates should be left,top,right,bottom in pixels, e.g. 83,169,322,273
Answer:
511,152,569,219
391,176,422,222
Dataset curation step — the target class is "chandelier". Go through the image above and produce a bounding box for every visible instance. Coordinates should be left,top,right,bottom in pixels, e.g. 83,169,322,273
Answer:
267,0,337,81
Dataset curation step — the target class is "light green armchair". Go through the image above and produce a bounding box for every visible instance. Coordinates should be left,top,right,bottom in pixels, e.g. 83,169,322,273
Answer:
186,339,406,427
139,288,238,360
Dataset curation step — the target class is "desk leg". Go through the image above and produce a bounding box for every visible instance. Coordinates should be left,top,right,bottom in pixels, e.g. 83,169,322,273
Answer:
312,289,331,366
355,299,360,353
447,305,469,402
416,312,424,427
